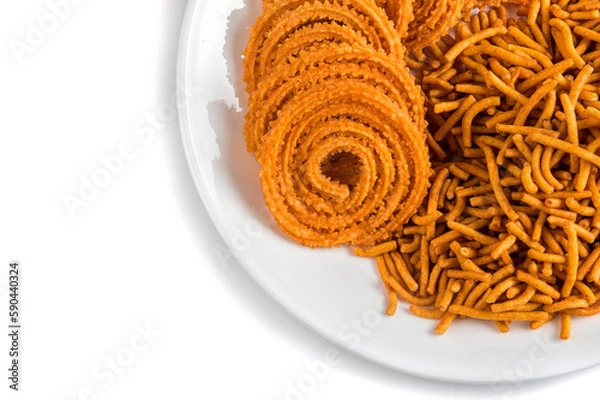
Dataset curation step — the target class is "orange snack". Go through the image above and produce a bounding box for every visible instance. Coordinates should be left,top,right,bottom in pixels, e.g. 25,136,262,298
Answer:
370,0,600,339
258,75,430,246
243,1,430,248
243,0,404,93
382,0,414,38
245,43,426,155
243,0,600,339
406,0,468,51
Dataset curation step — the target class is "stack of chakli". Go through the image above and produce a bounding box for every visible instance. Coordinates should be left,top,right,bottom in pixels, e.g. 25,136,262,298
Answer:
243,0,430,247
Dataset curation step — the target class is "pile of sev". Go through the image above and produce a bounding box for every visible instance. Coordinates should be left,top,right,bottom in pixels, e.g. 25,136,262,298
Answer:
361,0,600,339
243,0,430,247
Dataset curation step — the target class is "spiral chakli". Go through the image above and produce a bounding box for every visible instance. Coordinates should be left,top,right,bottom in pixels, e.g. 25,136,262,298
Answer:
400,0,521,51
243,0,404,94
243,1,431,248
383,0,414,38
258,76,430,247
245,43,426,155
380,0,466,51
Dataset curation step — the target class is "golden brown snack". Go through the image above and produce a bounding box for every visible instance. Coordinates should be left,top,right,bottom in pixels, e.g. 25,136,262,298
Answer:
405,0,468,51
244,0,600,339
382,0,414,38
243,0,404,93
243,2,429,248
245,43,425,155
372,0,600,339
258,74,430,246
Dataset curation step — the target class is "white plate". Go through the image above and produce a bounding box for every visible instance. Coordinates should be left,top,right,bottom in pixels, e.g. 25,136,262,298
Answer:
177,0,600,383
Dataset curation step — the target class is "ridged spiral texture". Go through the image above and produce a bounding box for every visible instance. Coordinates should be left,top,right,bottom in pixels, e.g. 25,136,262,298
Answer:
383,0,414,38
243,0,404,94
380,0,468,51
242,1,430,248
409,0,467,51
245,43,426,155
259,79,430,246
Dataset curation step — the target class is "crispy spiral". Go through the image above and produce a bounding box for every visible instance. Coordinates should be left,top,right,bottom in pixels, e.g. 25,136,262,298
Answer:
378,0,468,51
245,43,425,155
258,72,430,247
383,0,414,38
243,1,430,248
243,0,403,94
406,0,466,51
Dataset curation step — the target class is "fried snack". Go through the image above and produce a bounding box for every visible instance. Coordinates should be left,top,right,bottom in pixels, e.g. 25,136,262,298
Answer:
371,0,600,339
245,43,426,155
243,0,404,93
404,0,468,51
259,74,430,246
382,0,414,38
247,0,600,339
390,0,517,51
243,0,431,248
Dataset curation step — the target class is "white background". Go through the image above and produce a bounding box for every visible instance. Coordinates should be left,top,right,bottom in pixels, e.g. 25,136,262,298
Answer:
0,1,599,399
